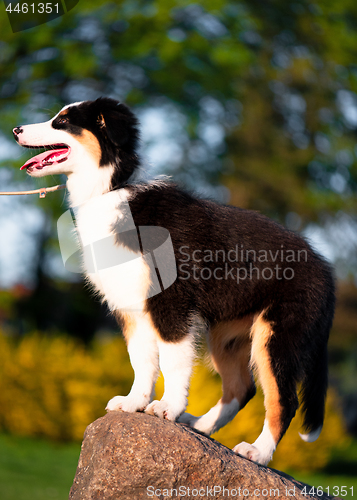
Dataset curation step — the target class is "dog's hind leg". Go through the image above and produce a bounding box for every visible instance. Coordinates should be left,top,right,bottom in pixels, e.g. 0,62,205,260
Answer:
179,317,256,435
233,311,299,465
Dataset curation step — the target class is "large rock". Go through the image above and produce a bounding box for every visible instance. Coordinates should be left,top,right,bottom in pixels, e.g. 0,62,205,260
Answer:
69,412,337,500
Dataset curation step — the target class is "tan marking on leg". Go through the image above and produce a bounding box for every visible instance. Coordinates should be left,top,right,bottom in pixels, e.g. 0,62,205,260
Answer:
181,317,256,435
209,317,254,405
210,316,253,342
221,342,254,404
115,310,164,344
113,253,154,342
118,312,137,342
250,312,281,443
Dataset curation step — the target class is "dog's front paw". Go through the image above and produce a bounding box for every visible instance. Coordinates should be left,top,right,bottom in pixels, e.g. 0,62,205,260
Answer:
106,394,148,413
144,399,183,421
233,442,271,466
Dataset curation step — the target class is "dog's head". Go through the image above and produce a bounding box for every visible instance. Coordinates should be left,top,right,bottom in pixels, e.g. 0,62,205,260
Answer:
13,97,140,187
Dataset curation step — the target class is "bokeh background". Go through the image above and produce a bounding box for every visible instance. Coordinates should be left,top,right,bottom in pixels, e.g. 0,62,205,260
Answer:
0,1,356,499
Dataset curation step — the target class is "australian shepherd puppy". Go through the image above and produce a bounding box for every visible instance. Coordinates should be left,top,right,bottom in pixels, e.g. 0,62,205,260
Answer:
13,97,335,465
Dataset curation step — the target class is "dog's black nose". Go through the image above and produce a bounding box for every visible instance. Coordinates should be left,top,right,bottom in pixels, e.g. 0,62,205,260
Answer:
13,127,23,140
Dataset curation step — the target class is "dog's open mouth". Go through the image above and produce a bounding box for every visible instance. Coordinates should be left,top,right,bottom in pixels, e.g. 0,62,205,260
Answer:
20,144,70,172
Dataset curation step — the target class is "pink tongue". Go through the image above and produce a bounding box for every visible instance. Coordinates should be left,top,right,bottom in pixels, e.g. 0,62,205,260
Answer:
20,148,69,170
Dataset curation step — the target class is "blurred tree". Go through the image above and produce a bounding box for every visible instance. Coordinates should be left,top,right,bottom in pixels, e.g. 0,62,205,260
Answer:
1,0,357,212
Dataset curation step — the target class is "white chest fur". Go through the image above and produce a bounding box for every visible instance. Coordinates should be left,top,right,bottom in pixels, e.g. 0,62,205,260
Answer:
73,189,151,313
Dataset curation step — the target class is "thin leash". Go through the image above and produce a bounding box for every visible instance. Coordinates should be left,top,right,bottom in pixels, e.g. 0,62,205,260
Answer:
0,184,66,198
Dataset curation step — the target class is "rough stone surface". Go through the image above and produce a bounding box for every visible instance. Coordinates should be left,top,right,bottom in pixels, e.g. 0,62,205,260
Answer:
69,412,338,500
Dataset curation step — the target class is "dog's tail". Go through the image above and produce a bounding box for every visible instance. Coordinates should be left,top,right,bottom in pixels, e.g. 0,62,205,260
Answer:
299,343,328,442
299,265,335,443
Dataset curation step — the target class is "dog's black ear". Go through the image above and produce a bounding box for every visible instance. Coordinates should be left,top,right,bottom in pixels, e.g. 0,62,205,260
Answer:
100,108,129,147
96,98,139,151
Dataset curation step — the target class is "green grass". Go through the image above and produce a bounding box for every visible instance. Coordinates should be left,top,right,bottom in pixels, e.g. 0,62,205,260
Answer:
292,473,355,499
289,440,357,500
0,434,80,500
0,434,356,500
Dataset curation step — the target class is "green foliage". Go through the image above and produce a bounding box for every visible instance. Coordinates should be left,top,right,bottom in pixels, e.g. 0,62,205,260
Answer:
1,0,357,218
0,332,133,441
